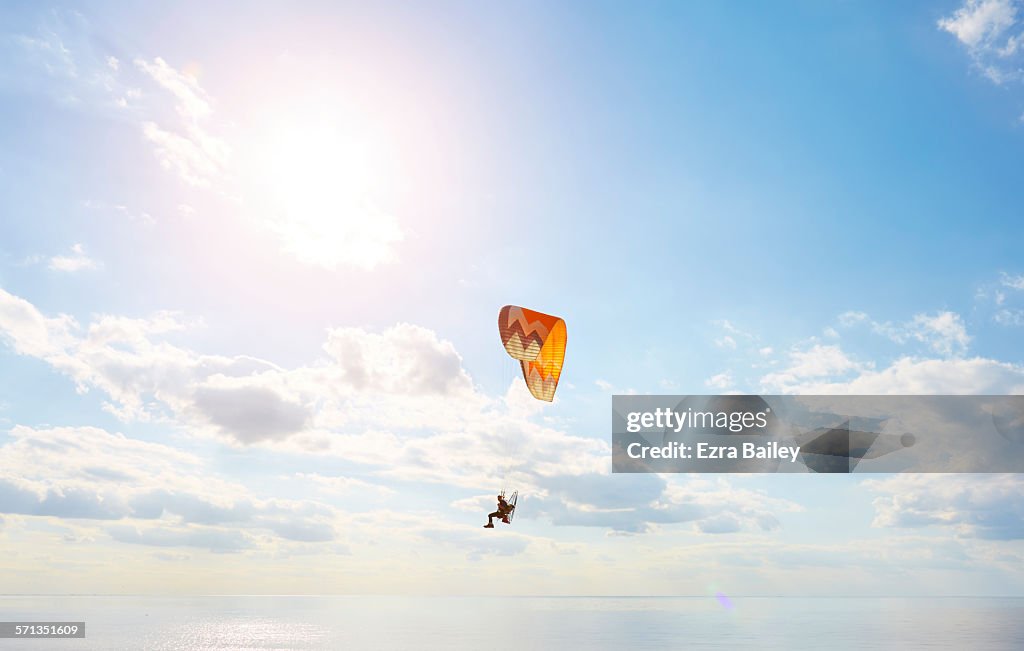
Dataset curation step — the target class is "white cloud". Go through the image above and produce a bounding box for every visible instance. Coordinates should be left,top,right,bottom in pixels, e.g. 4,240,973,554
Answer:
761,344,868,392
995,308,1024,325
48,243,100,272
10,12,125,109
705,371,733,390
939,0,1018,49
593,379,636,395
907,312,971,356
977,273,1024,326
0,287,588,474
763,350,1024,394
1001,272,1024,290
322,323,474,396
712,319,758,350
133,57,211,122
715,320,745,336
0,288,78,358
939,0,1024,84
0,287,803,538
520,473,801,534
837,309,972,357
293,473,395,498
102,201,153,224
838,311,869,326
0,424,341,550
192,384,311,443
141,121,227,188
1002,32,1024,54
759,306,1017,393
420,527,529,561
12,16,231,188
269,208,404,271
14,29,78,80
108,525,255,551
13,20,409,272
866,474,1024,540
714,335,737,350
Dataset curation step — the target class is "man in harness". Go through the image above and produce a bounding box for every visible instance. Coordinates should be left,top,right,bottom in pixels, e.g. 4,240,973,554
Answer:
483,493,514,528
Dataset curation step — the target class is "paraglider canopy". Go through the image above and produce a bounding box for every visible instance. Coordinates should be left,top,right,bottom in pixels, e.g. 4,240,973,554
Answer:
497,305,567,402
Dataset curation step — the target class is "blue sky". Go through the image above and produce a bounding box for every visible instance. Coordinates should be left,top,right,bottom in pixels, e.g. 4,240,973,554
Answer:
1,0,1024,595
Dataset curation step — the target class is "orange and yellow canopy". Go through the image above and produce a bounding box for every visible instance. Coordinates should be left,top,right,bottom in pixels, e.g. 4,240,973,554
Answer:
498,305,567,402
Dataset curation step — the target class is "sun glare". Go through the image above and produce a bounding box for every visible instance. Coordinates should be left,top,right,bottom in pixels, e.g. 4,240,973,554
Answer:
258,118,403,270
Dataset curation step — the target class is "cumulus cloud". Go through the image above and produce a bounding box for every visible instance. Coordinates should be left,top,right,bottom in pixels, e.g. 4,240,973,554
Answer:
939,0,1024,84
0,424,340,550
0,287,804,537
760,344,868,392
0,287,576,477
762,346,1024,394
866,474,1024,540
0,288,307,436
48,243,100,272
940,0,1018,49
323,324,473,395
907,312,971,356
108,525,255,552
705,371,733,390
293,473,395,498
192,385,311,443
0,288,78,358
710,298,1024,554
524,474,801,534
420,527,529,561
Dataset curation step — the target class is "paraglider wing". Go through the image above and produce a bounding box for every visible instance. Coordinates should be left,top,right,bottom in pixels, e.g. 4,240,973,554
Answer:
498,305,567,402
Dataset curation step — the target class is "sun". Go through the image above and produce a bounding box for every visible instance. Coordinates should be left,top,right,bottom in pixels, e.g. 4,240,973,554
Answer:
257,117,403,271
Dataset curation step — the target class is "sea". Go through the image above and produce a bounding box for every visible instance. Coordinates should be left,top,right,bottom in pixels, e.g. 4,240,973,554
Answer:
1,596,1023,650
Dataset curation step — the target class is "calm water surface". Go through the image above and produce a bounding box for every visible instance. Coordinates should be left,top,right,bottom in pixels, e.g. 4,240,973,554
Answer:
1,596,1022,650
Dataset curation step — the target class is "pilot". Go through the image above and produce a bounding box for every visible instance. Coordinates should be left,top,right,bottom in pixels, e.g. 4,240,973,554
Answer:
484,494,513,528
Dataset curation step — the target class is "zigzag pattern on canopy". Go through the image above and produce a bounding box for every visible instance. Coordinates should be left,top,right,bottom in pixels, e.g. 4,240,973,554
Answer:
498,305,566,402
